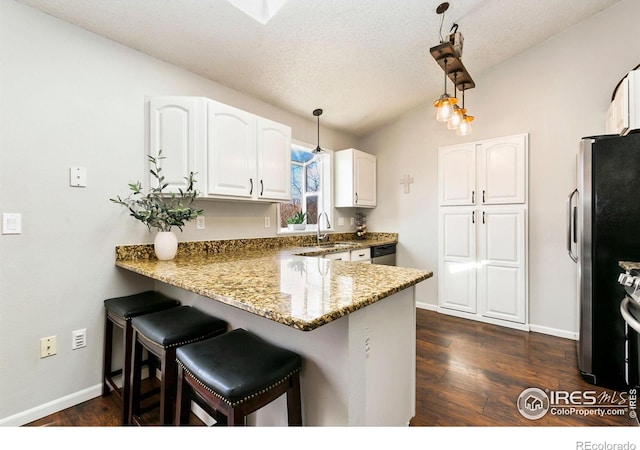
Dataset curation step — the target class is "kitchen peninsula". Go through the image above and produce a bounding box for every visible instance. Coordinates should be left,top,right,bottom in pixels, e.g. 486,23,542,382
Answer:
115,233,432,426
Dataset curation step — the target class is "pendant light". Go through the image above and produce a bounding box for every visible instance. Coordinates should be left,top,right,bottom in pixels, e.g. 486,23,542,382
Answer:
312,108,324,154
456,88,474,136
434,58,457,122
447,72,463,130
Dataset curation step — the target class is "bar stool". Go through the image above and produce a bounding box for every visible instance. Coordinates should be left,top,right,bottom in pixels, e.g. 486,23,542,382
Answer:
175,328,303,426
102,291,181,425
129,306,228,425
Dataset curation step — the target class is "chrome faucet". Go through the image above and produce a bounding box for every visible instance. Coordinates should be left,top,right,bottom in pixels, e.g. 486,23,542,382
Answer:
317,211,331,244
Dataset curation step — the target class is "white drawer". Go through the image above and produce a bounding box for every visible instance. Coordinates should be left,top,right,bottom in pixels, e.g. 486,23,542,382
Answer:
350,248,371,262
324,251,350,261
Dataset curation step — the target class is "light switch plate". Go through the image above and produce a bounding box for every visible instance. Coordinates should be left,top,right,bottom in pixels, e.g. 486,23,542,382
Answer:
2,213,21,234
69,167,87,187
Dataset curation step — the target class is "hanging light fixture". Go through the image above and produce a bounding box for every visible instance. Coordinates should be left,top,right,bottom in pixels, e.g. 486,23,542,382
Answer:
430,2,476,136
312,108,324,154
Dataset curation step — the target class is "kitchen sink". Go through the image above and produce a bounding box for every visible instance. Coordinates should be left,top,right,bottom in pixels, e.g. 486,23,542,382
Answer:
316,242,355,248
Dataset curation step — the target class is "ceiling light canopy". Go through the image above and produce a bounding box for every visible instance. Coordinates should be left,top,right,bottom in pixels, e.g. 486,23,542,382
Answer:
226,0,288,25
430,2,476,135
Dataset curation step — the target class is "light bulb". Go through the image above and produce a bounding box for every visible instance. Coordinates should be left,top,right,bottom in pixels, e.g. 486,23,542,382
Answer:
456,114,474,136
434,95,456,122
447,106,463,130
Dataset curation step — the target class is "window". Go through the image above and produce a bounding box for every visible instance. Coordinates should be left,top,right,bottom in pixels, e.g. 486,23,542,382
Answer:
278,142,332,233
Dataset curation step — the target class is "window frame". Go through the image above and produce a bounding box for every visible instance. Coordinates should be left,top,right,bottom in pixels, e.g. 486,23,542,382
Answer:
277,140,333,235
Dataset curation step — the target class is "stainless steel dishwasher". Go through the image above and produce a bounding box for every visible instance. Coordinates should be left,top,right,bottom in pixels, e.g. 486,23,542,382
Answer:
370,243,396,266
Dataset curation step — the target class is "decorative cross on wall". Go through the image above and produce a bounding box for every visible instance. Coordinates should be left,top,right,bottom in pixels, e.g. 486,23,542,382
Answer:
400,174,414,194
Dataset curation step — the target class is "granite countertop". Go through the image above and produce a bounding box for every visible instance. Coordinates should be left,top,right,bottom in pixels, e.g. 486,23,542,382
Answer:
115,233,432,331
619,261,640,272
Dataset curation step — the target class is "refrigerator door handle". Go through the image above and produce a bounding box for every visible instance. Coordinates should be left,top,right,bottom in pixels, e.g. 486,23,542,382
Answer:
567,188,579,262
620,297,640,333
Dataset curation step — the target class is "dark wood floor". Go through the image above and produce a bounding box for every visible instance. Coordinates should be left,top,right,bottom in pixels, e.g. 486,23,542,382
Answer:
25,308,639,427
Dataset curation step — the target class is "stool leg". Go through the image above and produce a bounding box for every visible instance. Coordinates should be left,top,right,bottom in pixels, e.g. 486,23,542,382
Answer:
175,365,191,425
120,320,134,425
287,372,302,426
128,331,143,425
102,313,113,397
159,347,177,425
227,407,245,426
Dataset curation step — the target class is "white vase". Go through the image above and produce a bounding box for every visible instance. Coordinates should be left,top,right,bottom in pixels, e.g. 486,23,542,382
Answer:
154,231,178,260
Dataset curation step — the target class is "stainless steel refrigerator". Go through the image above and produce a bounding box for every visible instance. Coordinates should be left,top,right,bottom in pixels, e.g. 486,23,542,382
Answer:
568,133,640,390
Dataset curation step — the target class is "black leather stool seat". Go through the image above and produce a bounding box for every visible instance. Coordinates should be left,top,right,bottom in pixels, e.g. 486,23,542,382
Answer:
177,329,302,406
129,306,228,425
131,306,227,348
175,328,303,426
102,291,181,425
104,291,180,319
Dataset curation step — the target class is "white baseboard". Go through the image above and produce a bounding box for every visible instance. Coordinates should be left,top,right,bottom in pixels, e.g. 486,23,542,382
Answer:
417,303,578,340
0,384,102,427
529,324,578,340
416,301,438,311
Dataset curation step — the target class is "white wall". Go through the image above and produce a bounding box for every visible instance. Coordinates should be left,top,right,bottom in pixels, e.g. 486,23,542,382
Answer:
0,0,358,424
359,0,640,337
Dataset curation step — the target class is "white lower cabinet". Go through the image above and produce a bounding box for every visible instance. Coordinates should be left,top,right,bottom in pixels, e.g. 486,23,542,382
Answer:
438,205,527,327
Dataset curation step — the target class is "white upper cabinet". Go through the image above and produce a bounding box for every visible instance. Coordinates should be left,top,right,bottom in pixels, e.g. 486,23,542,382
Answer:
439,133,527,206
148,96,291,203
478,134,527,205
438,144,476,206
256,118,291,201
335,148,377,208
606,69,640,135
206,101,256,198
148,97,205,193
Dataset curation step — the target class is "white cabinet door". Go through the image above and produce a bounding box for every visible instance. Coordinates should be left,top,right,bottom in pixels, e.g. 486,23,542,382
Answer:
477,206,526,323
257,118,291,201
438,208,477,314
354,151,376,207
206,101,256,198
478,134,527,205
148,97,204,193
438,144,476,206
335,148,377,208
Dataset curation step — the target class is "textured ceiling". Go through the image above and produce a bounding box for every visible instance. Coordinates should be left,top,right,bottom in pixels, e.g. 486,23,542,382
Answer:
15,0,619,136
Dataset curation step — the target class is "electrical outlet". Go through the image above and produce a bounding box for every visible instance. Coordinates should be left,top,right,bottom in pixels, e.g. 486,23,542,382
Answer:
196,216,205,230
72,329,86,350
264,217,271,228
350,217,355,226
338,217,345,226
40,336,57,358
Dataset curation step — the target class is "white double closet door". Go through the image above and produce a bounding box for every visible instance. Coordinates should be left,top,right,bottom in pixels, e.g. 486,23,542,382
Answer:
439,206,526,324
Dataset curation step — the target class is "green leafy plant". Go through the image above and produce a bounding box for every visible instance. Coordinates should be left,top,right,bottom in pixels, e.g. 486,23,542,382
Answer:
110,151,203,232
286,210,307,225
